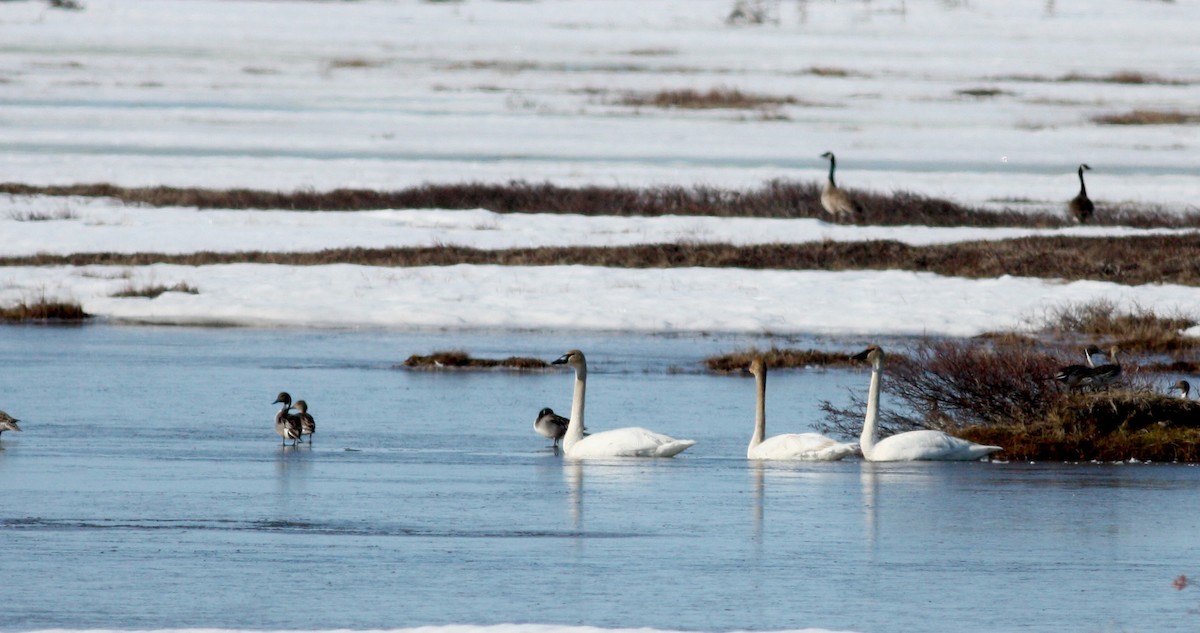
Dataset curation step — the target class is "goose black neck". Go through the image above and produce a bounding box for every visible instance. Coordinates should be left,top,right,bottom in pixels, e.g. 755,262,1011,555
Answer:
1077,166,1087,196
827,155,837,187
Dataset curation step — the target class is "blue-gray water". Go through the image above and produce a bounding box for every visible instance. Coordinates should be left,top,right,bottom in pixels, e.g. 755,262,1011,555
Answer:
1,326,1198,633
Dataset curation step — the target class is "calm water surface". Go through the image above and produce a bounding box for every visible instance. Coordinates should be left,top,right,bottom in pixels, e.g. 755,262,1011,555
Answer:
1,326,1197,633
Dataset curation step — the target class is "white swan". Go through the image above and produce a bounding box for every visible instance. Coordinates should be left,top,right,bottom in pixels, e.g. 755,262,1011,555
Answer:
852,346,1002,462
746,357,857,460
551,349,696,458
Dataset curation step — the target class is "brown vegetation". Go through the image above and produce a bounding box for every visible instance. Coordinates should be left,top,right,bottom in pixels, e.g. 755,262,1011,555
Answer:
1092,109,1200,125
111,282,199,299
956,87,1009,98
616,87,800,110
0,298,90,322
7,233,1200,288
401,350,548,371
1032,299,1198,353
817,339,1200,462
704,347,862,372
1000,71,1189,86
0,180,1194,229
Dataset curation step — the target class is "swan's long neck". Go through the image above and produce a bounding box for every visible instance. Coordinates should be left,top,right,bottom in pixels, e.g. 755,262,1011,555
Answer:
827,156,837,188
749,369,766,451
860,357,883,460
1077,166,1088,196
563,365,587,450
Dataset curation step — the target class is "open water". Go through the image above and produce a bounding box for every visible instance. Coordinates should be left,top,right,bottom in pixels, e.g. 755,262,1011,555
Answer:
1,326,1198,633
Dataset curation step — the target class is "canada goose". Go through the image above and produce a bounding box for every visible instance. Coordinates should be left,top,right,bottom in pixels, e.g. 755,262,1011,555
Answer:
551,349,696,458
852,346,1002,462
1169,380,1191,399
746,358,857,460
819,151,862,219
1054,344,1104,390
534,406,569,452
295,400,315,444
0,410,21,438
1068,163,1094,223
272,392,302,446
1079,346,1122,390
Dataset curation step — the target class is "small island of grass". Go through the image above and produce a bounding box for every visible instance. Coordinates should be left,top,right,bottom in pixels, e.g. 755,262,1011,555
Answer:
400,350,549,371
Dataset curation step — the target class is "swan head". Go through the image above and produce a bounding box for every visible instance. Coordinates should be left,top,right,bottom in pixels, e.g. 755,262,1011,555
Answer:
552,349,586,370
851,345,884,366
294,400,309,413
273,391,293,405
748,357,765,377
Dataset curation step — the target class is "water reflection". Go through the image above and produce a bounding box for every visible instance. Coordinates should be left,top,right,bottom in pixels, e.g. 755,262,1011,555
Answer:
860,462,879,558
565,459,583,532
751,461,764,557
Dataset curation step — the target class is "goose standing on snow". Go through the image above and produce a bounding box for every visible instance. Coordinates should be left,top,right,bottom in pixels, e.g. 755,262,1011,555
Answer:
819,151,862,220
852,346,1002,462
295,400,315,444
1168,380,1191,400
272,392,303,446
0,410,21,439
533,407,570,453
746,358,856,460
1054,344,1103,391
1068,163,1094,223
551,349,696,458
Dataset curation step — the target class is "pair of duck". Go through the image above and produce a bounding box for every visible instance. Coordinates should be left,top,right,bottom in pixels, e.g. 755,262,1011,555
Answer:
820,152,1095,223
272,392,315,446
535,346,1001,462
1054,345,1122,391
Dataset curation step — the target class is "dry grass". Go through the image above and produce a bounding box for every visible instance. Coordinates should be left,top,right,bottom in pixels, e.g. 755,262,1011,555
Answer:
0,298,90,322
616,87,799,110
8,207,77,222
111,281,199,299
1092,109,1200,125
8,233,1200,288
1,180,1194,229
704,347,861,372
956,87,1009,98
1033,299,1198,352
401,350,548,371
1000,71,1189,86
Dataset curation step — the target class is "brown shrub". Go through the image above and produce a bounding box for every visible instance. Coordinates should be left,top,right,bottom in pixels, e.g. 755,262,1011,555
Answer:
401,350,548,371
1093,110,1200,125
818,339,1200,461
0,298,90,322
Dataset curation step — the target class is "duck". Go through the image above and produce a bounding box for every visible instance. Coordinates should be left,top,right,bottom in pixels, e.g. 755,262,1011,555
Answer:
852,345,1002,462
819,151,863,219
0,410,21,439
533,407,571,453
1169,380,1191,400
295,400,315,444
1068,163,1094,223
272,392,303,446
746,357,857,460
551,349,696,458
1054,344,1104,391
1079,346,1122,391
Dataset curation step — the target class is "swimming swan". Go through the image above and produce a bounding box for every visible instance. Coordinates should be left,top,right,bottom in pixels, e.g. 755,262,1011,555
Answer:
746,358,856,460
272,392,303,446
852,346,1002,462
551,349,696,458
0,410,21,438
